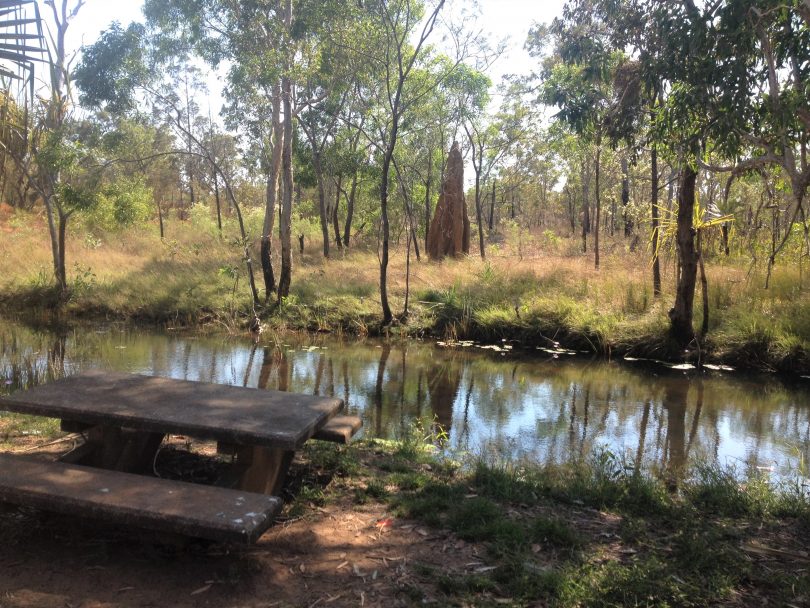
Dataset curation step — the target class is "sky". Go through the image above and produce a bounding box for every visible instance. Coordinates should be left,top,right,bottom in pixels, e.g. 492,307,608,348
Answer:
59,0,566,115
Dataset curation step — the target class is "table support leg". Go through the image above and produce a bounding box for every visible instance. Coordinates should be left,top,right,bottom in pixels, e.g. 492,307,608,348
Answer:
216,446,294,496
60,426,165,475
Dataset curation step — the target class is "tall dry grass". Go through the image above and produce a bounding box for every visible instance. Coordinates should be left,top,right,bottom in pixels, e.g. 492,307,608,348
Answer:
1,207,808,370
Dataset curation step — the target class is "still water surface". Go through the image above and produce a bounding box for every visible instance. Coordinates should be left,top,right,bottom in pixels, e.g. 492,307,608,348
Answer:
1,319,809,478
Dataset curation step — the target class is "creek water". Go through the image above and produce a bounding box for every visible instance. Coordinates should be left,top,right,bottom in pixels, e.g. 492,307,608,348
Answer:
1,318,809,479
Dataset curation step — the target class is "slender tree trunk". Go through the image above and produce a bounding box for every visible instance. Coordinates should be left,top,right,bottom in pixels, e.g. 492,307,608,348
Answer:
157,200,164,239
488,179,496,231
404,198,421,261
595,145,601,270
42,197,64,290
261,88,282,299
221,177,259,305
424,149,432,252
276,0,293,299
380,137,394,324
670,165,699,344
278,74,294,299
344,172,357,247
312,151,330,258
261,173,277,297
651,146,662,296
474,166,485,259
213,170,222,234
184,77,196,208
466,133,485,260
57,210,68,292
621,156,632,237
581,160,589,253
404,230,411,318
393,157,421,262
333,177,343,249
698,230,709,336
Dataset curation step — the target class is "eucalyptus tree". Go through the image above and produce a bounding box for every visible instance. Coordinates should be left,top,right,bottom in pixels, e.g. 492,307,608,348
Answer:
6,0,86,294
330,117,370,248
463,84,530,258
698,1,810,286
336,0,446,324
612,0,810,342
76,20,265,305
140,0,298,300
532,3,627,271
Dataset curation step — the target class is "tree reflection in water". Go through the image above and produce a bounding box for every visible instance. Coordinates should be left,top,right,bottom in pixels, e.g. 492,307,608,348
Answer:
1,320,809,478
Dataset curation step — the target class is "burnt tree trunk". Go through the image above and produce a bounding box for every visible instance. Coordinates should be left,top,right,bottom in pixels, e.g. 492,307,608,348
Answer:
669,166,699,345
343,172,357,248
621,156,632,237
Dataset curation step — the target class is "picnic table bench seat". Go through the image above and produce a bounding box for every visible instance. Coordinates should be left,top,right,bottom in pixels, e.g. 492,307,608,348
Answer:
312,415,363,444
0,453,282,544
0,371,360,543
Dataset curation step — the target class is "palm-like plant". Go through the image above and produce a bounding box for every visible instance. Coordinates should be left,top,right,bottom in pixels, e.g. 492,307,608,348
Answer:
653,191,734,337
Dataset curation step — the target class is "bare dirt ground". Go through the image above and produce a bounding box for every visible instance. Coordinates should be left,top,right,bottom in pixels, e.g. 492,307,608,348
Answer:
2,432,809,608
0,437,495,608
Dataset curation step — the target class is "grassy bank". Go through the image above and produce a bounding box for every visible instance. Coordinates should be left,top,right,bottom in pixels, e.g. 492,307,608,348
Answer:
3,412,808,607
2,207,810,373
294,434,810,606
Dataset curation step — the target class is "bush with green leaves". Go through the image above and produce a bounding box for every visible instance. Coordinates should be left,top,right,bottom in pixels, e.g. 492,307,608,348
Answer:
86,177,152,231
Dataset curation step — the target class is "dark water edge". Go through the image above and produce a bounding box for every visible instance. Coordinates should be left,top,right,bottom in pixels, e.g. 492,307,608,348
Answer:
1,315,809,484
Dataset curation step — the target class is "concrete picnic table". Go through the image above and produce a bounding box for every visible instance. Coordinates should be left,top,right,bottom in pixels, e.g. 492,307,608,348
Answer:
0,370,359,543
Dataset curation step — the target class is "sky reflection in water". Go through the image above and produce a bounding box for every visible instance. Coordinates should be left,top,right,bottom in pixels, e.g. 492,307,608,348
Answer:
1,321,809,479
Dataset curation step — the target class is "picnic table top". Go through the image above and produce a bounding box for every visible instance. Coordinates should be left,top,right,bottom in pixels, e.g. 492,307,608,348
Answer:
0,370,344,450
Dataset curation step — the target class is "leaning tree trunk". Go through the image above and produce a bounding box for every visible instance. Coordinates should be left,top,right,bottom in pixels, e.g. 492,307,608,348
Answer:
222,178,259,305
670,165,699,345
